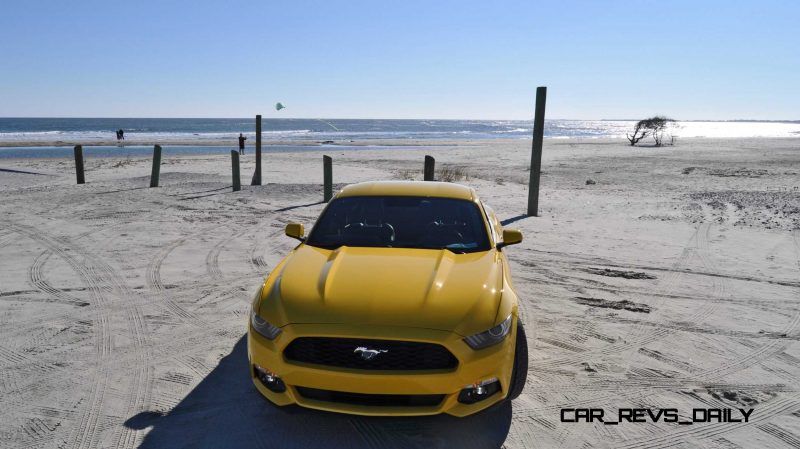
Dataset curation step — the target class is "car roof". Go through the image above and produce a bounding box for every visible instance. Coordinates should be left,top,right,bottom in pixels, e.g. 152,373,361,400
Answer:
337,181,477,201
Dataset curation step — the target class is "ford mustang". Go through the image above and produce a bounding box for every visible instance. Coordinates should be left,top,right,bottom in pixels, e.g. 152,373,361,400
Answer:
248,181,528,417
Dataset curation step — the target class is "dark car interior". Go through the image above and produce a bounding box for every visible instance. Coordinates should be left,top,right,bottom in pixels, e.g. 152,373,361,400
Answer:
307,196,491,253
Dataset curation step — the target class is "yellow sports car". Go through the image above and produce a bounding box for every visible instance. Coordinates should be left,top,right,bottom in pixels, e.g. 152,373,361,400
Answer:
248,181,527,417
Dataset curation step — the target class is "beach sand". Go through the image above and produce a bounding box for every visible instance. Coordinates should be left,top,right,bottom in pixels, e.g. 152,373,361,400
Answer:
1,137,799,448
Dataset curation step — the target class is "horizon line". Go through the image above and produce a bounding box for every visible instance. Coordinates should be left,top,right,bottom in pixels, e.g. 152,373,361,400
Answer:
0,116,798,123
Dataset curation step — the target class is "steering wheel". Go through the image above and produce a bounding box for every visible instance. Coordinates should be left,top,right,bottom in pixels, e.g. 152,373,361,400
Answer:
424,221,464,245
382,223,396,242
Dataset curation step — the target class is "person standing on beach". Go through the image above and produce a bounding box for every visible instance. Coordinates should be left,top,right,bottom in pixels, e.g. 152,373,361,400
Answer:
119,129,124,140
238,133,247,155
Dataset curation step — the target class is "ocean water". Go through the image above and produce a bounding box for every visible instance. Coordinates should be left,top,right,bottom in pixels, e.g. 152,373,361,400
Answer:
0,144,417,159
0,118,625,143
0,118,798,159
3,117,800,141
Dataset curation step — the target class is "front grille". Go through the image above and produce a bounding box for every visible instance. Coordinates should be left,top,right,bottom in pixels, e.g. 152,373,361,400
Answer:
283,337,458,371
296,386,445,407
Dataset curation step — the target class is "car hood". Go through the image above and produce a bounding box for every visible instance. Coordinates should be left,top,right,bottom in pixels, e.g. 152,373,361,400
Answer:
259,245,504,336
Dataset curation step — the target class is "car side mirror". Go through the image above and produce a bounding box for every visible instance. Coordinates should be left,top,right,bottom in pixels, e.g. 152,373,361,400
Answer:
497,229,522,250
285,223,305,242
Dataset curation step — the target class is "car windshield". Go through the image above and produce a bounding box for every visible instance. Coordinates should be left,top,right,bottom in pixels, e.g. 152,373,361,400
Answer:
306,196,491,253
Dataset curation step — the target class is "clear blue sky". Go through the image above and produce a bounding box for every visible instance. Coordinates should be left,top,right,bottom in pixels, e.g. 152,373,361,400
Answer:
1,0,797,120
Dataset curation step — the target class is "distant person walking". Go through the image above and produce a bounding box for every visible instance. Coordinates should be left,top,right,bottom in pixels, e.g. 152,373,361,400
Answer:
118,129,125,140
238,133,247,155
115,129,121,140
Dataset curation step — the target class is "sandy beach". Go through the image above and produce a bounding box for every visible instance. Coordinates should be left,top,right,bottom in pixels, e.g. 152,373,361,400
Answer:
1,137,799,448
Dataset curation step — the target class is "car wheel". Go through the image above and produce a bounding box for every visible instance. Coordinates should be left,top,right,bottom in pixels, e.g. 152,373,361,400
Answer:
507,319,528,401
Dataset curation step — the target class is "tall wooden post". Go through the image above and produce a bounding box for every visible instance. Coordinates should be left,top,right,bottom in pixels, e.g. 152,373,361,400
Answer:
424,155,435,181
74,145,85,184
251,114,262,185
231,150,241,192
322,155,333,202
150,145,162,187
527,86,547,216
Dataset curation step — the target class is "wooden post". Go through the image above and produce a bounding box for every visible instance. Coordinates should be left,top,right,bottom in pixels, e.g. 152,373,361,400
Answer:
323,155,333,202
527,86,547,216
424,155,435,181
251,114,262,185
231,150,241,192
74,145,85,184
150,145,162,187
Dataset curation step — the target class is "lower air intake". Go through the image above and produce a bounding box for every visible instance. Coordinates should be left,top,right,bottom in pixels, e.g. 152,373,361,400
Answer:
296,386,445,407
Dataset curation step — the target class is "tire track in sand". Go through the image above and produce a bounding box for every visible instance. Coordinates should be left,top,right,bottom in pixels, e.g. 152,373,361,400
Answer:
52,227,154,449
556,224,793,447
620,392,800,449
65,228,154,449
248,220,275,272
205,226,253,281
615,229,800,448
3,221,153,449
111,304,153,449
27,250,90,307
560,223,728,447
2,222,114,449
533,223,711,373
146,234,211,324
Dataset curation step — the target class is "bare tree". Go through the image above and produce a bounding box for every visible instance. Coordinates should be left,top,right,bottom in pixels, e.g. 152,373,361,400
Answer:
628,116,676,147
626,121,649,146
646,116,675,146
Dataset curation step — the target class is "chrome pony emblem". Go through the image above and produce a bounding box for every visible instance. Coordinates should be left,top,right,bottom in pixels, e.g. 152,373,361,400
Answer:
354,346,388,361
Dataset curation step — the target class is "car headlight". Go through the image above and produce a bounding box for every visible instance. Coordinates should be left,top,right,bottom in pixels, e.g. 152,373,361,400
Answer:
251,310,282,340
463,314,512,350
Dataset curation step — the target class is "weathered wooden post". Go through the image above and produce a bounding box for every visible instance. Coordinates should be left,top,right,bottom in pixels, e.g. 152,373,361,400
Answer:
323,155,333,202
251,114,262,185
231,150,241,192
150,145,162,187
424,155,435,181
527,86,547,216
74,145,85,184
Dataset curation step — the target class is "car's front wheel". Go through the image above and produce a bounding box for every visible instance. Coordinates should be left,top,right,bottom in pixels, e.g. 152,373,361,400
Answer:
507,319,528,400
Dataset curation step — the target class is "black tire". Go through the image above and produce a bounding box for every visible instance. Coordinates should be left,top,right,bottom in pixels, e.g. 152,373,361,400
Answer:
507,319,528,401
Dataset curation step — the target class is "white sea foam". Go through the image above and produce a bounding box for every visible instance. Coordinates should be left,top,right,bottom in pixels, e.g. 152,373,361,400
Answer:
0,129,313,143
493,128,530,133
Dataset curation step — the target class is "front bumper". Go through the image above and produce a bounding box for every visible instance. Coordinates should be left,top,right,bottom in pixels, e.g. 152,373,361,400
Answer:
247,321,517,417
